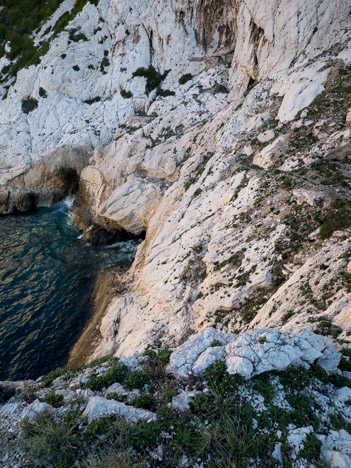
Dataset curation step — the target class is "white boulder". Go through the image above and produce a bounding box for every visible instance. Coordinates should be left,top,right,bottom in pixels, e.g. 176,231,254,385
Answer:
21,399,51,421
257,130,275,144
82,396,156,423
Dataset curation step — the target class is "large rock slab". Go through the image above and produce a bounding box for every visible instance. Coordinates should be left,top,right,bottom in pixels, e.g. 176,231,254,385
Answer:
82,396,156,423
168,327,340,379
167,328,235,377
319,430,351,468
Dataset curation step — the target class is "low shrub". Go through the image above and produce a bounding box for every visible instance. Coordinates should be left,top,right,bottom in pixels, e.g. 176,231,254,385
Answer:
133,393,156,410
253,373,276,403
123,370,150,391
84,416,115,441
44,392,64,408
38,87,47,98
132,65,169,94
120,89,133,99
330,411,351,433
320,200,351,239
86,360,130,391
339,357,351,372
300,433,322,462
157,88,175,97
84,96,101,105
21,411,81,467
22,97,38,114
179,73,193,85
204,360,245,395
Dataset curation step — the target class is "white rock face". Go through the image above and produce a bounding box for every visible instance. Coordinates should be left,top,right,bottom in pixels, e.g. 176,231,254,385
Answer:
20,399,51,421
167,328,234,377
226,329,325,378
167,327,340,379
253,135,288,169
317,346,342,373
82,396,156,423
1,0,351,361
335,387,351,404
0,403,22,417
250,241,351,332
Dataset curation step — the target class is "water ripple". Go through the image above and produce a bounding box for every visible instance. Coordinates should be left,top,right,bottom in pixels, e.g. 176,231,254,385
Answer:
0,203,139,380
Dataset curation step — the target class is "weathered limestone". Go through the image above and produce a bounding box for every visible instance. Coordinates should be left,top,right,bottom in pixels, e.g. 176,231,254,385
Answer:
1,0,351,366
319,430,351,468
20,399,52,422
82,396,156,423
167,328,340,379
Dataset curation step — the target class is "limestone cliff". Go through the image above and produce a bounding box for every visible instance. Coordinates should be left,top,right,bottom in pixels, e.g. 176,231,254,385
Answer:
1,0,351,363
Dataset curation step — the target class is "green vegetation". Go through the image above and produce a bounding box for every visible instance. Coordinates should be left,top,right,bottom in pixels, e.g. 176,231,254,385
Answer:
120,89,133,99
316,318,342,338
339,357,351,372
123,370,150,391
0,1,100,80
179,73,193,85
253,373,276,403
319,199,351,239
38,86,47,98
21,97,38,114
157,88,175,97
40,355,112,388
142,347,172,368
133,393,157,410
100,56,110,73
69,28,88,42
210,339,222,347
22,411,81,467
87,360,130,391
330,411,351,433
204,360,245,395
43,392,64,408
132,65,169,95
16,356,351,468
300,433,322,462
84,96,101,104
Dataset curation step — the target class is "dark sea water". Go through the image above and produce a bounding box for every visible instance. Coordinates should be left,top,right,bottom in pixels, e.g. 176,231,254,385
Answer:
0,201,139,381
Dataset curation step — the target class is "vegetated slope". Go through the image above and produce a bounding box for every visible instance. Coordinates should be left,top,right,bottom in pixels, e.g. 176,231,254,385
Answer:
1,327,351,467
0,0,98,80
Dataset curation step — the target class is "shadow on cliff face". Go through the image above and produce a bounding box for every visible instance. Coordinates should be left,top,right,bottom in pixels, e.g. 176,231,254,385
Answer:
67,266,129,366
0,146,91,215
175,0,238,55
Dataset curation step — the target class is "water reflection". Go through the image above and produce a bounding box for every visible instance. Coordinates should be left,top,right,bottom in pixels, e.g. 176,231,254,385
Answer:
0,202,139,380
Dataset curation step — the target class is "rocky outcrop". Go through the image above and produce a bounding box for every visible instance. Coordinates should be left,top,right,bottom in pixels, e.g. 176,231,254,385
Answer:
167,328,340,378
0,145,90,213
82,395,156,422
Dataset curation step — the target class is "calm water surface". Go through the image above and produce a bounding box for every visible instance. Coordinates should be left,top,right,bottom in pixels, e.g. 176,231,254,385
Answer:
0,202,139,380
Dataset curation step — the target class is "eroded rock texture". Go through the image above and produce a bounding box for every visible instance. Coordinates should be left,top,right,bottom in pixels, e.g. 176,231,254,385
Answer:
1,0,351,362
